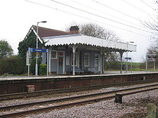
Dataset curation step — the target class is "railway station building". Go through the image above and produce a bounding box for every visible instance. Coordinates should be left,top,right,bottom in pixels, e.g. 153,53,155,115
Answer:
25,25,136,75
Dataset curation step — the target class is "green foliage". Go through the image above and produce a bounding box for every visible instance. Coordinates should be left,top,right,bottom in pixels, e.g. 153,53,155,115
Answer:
18,30,45,75
30,58,41,75
104,62,146,71
104,52,120,70
18,30,44,60
39,64,47,75
0,56,26,75
104,61,120,70
18,31,36,59
121,62,145,71
0,40,13,59
132,62,144,69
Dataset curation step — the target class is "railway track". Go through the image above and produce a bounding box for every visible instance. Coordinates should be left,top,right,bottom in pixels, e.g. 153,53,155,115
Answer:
0,83,158,118
0,87,81,101
0,84,119,101
1,79,158,101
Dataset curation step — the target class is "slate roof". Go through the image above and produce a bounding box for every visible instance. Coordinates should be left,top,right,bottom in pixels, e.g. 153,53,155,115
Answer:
32,25,71,38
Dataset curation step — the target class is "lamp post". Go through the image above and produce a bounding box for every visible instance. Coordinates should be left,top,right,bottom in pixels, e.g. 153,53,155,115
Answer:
126,41,134,73
35,21,47,76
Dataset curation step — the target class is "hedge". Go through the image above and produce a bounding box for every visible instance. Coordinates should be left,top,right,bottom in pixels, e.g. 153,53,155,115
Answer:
0,56,26,75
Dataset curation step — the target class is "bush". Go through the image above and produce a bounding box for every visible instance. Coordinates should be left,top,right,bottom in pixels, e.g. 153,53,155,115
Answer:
39,64,47,75
30,58,41,75
0,56,26,75
104,61,120,70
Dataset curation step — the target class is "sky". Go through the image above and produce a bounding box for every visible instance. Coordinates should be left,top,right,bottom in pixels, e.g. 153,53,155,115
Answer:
0,0,157,62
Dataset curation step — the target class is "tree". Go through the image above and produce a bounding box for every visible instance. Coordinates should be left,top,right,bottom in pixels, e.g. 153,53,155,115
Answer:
18,30,44,59
18,30,44,75
0,40,13,59
143,0,158,67
144,42,158,69
143,1,158,41
18,30,36,59
104,52,120,70
79,23,120,41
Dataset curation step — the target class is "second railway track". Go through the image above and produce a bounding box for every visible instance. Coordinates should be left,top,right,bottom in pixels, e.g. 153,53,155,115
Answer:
0,83,158,118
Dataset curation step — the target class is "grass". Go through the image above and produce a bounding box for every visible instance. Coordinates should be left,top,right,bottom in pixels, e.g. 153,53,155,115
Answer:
106,62,158,72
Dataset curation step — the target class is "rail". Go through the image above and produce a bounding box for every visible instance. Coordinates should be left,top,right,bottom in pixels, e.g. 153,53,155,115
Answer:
0,83,158,118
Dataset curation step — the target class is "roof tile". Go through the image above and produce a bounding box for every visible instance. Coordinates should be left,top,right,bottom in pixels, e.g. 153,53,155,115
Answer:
32,25,71,38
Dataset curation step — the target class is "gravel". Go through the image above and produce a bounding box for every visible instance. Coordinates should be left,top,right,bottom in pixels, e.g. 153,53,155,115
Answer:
26,87,158,118
1,83,158,118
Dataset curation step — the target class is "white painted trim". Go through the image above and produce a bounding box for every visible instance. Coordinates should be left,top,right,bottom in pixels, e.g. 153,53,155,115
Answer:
51,50,57,59
71,52,79,66
32,26,43,44
44,35,136,52
48,47,51,74
63,52,65,74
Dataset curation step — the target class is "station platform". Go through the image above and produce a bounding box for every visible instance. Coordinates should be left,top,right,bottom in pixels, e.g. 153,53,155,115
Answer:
0,71,156,81
0,71,158,94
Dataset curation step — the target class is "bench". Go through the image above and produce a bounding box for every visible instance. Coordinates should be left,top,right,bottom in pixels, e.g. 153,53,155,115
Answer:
66,66,84,75
87,67,100,74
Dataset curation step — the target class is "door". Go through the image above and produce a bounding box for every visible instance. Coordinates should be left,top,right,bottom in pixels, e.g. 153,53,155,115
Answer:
58,52,64,74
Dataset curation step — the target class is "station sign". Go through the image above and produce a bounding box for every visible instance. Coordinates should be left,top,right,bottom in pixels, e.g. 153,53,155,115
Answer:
147,54,156,59
29,48,48,53
125,57,132,60
26,51,31,66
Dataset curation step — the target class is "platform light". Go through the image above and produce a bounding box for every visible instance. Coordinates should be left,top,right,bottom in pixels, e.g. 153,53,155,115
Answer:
35,21,47,76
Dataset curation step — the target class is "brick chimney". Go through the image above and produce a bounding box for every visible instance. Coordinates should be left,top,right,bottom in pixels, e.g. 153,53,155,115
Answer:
69,26,79,34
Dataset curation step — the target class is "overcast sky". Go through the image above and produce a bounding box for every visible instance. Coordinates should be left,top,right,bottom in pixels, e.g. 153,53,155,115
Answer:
0,0,157,62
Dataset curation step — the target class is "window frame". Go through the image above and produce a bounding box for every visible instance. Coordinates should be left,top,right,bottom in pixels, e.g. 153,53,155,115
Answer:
51,50,57,59
84,53,90,67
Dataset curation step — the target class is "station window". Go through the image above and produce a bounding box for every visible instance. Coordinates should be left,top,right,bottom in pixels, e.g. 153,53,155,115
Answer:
84,53,90,66
51,50,57,59
66,56,70,65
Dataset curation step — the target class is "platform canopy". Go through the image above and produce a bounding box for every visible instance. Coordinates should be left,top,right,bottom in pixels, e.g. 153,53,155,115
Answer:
43,34,136,52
